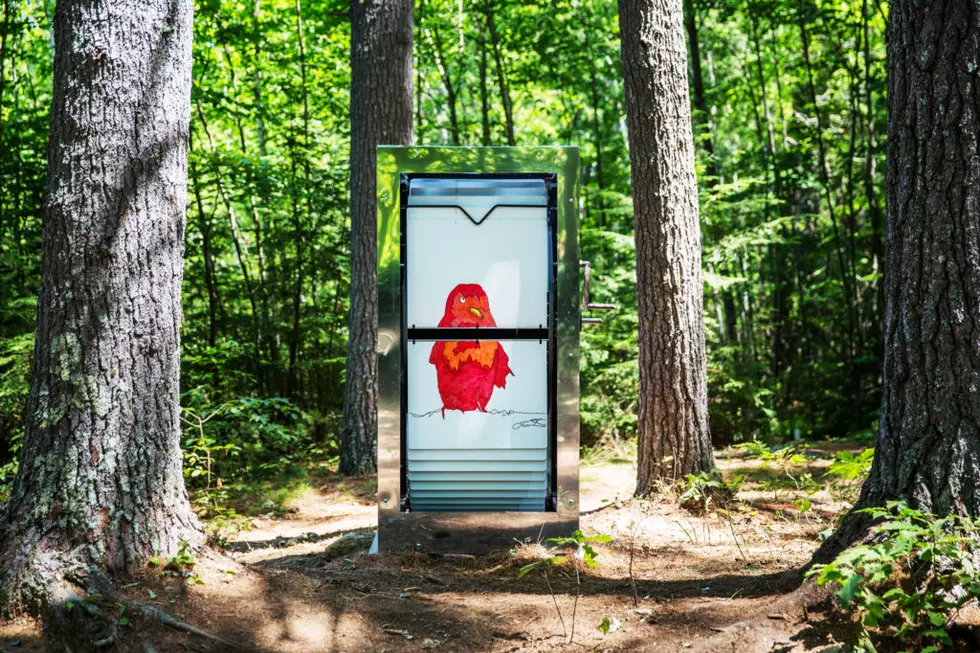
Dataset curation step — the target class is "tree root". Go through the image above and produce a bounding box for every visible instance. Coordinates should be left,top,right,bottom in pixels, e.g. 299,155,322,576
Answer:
688,581,832,653
128,600,235,647
34,568,239,652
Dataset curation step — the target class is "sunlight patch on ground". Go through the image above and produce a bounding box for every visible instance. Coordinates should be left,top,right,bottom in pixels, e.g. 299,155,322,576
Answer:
257,598,335,652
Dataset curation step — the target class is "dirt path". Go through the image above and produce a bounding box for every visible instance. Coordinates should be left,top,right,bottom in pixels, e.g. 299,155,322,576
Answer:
0,446,857,652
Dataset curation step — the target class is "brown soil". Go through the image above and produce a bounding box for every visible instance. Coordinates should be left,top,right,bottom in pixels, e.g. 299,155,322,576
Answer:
0,443,869,652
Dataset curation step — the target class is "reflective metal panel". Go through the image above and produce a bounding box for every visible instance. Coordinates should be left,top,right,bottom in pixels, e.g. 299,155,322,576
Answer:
377,146,580,553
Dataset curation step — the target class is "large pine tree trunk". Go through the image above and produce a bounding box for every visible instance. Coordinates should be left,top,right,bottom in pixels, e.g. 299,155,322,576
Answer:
864,0,980,517
619,0,714,493
0,0,200,613
818,0,980,560
340,0,413,475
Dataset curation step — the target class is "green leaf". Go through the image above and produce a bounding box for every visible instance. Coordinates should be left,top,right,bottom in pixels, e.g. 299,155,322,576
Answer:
517,562,539,578
834,572,863,606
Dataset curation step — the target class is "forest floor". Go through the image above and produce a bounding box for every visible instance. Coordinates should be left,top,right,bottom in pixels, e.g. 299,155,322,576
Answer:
0,442,876,653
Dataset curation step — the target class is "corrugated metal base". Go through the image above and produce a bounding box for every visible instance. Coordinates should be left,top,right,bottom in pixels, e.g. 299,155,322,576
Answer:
407,447,546,511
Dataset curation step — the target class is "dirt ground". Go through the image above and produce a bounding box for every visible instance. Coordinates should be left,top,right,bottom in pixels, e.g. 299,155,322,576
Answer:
1,444,871,652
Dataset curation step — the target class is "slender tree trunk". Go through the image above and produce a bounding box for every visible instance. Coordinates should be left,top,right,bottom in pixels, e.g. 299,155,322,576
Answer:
0,0,9,267
425,21,460,145
0,0,201,618
190,158,222,348
485,0,515,146
287,0,312,398
862,0,885,360
818,0,980,559
195,102,265,385
619,0,714,492
0,0,9,167
683,0,713,163
799,2,858,363
341,0,413,475
685,1,740,346
589,63,606,227
478,25,491,146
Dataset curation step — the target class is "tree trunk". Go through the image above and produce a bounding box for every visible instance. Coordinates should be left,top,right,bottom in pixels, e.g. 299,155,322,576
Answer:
478,24,491,146
425,20,460,145
619,0,714,492
485,0,515,146
287,0,312,399
341,0,413,476
818,0,980,559
190,158,222,348
0,0,201,617
862,0,885,362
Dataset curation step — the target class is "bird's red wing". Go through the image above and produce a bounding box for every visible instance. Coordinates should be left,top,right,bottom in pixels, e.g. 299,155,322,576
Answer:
493,344,513,388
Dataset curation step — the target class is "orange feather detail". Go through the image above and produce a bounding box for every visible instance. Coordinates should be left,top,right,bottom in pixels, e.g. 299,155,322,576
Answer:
443,341,499,371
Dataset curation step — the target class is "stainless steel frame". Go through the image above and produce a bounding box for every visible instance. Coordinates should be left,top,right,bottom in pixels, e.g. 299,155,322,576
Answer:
377,146,580,553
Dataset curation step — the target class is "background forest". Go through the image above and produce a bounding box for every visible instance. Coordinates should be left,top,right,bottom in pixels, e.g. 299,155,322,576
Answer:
0,0,886,502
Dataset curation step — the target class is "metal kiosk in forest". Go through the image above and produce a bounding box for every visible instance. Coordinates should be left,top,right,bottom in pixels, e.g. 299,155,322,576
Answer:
376,146,593,553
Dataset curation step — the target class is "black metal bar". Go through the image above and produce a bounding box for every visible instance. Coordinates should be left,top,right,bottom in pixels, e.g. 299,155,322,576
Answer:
399,174,410,511
407,327,549,341
545,172,558,511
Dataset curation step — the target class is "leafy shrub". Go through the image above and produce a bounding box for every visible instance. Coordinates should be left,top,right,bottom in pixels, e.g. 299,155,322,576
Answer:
825,448,874,504
579,226,639,446
808,502,980,652
754,445,818,500
0,332,32,495
733,439,773,459
179,390,329,511
679,468,743,515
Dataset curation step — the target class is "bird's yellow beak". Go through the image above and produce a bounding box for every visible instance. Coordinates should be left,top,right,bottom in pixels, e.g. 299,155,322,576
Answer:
469,307,484,319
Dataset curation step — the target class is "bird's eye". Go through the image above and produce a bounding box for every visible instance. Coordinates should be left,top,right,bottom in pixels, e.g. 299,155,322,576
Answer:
459,296,465,303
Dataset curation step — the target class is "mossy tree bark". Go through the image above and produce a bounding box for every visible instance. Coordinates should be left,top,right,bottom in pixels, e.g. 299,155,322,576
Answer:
0,0,201,618
340,0,413,475
619,0,714,493
817,0,980,561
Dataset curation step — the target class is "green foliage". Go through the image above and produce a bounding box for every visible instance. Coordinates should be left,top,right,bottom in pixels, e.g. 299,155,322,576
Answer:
517,530,612,578
733,440,774,459
808,503,980,652
579,225,638,445
679,469,742,514
204,507,255,548
753,445,818,501
597,615,621,635
0,0,888,501
825,448,875,504
180,387,334,513
167,540,198,570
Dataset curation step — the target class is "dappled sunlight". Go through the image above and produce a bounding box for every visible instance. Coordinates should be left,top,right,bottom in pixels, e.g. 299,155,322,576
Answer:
256,599,335,652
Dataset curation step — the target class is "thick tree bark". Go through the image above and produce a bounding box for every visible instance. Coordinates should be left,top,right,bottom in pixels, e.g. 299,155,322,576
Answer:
619,0,714,492
0,0,201,616
340,0,413,475
817,0,980,560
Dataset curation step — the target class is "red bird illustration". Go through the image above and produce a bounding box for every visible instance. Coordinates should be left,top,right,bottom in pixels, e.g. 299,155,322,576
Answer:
430,283,513,417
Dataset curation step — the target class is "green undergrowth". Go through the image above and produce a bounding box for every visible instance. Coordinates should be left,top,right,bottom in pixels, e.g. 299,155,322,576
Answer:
809,502,980,653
